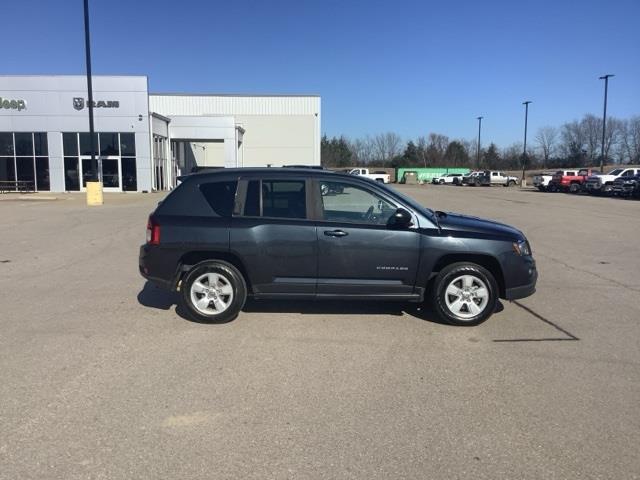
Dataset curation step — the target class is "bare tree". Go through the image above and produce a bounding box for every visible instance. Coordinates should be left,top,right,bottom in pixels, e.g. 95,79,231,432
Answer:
348,136,375,164
620,116,640,164
581,114,601,161
603,117,623,162
560,120,586,159
535,126,558,169
426,133,449,165
372,132,403,164
416,136,428,167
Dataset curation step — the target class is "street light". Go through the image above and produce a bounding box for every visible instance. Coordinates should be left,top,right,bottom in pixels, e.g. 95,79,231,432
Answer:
522,101,532,186
83,0,102,205
476,116,483,170
599,74,614,173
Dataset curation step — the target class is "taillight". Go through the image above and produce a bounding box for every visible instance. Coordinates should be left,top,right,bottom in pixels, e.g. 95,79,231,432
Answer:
146,216,160,245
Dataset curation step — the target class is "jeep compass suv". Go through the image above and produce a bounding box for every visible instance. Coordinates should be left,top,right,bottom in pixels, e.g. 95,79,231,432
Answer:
139,168,537,326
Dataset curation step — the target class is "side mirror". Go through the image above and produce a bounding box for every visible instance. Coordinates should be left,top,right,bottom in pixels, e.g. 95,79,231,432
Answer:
388,208,413,228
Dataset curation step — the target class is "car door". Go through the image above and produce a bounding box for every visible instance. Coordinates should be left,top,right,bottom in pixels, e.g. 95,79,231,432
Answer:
312,178,421,298
230,176,317,297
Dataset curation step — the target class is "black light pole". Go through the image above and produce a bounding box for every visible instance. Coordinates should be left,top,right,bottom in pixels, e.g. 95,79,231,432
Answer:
476,116,483,170
83,0,98,181
599,74,614,173
522,101,531,185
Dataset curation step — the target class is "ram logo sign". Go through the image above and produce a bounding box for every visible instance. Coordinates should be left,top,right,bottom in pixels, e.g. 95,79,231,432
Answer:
0,97,27,111
73,98,119,110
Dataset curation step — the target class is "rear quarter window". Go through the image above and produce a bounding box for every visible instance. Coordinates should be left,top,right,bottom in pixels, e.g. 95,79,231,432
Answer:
199,181,238,217
155,179,237,217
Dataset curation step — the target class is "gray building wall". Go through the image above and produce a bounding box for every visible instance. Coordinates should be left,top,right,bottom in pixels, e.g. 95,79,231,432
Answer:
0,75,151,192
149,94,321,168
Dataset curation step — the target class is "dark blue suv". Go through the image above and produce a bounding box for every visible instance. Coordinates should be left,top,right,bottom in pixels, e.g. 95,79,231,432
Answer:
140,168,537,325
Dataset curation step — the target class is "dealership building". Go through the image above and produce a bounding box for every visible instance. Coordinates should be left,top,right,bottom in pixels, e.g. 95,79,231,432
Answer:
0,75,321,192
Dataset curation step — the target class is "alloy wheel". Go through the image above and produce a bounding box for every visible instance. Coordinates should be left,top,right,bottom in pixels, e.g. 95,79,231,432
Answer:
190,272,234,315
444,275,489,319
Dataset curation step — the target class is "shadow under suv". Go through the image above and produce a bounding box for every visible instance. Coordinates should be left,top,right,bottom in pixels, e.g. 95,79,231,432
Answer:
139,168,537,326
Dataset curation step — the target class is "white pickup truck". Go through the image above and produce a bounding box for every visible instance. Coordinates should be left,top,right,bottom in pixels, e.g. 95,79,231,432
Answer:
476,170,519,187
532,171,557,191
584,167,640,195
348,168,390,183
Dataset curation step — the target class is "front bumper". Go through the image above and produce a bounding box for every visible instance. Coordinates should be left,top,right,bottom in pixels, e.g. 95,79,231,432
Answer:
505,266,538,300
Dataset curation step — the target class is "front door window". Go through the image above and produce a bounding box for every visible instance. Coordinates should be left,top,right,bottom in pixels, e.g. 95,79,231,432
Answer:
319,181,396,225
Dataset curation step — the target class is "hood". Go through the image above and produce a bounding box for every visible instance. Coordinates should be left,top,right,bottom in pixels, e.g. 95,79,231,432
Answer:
436,212,524,241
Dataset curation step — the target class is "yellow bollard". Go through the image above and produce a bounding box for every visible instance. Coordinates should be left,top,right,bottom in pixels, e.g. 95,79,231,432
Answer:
86,181,104,206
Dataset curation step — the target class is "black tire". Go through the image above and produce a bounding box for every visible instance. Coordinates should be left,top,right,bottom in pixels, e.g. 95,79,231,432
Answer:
508,180,516,187
180,260,247,323
548,183,558,193
439,179,445,184
569,183,580,194
431,262,498,326
537,186,546,192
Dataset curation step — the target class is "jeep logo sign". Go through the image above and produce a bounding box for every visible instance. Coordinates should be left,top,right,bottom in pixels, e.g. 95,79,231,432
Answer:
73,98,119,110
0,97,27,111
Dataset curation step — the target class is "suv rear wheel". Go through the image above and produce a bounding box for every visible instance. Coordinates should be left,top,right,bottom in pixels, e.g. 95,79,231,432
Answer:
181,261,247,323
431,262,498,326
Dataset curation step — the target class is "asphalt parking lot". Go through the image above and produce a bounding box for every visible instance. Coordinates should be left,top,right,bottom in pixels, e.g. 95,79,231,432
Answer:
1,185,639,479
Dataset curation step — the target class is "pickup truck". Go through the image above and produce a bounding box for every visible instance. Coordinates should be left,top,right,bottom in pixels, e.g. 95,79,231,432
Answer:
584,168,640,195
549,168,596,193
460,171,482,186
612,173,640,198
475,171,519,187
349,168,390,183
532,172,556,191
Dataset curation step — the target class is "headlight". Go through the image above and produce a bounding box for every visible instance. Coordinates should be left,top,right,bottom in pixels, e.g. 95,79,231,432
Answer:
512,240,532,256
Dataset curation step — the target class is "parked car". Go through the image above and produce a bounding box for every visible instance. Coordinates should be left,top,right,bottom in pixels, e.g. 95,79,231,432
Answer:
585,168,640,195
348,168,390,183
612,173,640,198
432,173,464,185
139,168,537,326
549,168,596,193
475,170,519,187
460,171,482,186
532,172,556,191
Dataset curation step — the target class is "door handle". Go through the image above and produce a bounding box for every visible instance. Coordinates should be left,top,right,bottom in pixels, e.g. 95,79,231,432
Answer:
324,229,348,238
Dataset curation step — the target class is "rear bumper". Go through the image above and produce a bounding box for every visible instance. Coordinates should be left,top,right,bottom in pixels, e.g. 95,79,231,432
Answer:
139,245,177,290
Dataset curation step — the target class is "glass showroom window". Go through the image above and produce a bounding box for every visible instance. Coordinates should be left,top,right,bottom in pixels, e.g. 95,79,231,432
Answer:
62,132,137,191
0,132,49,191
120,133,137,191
153,135,167,191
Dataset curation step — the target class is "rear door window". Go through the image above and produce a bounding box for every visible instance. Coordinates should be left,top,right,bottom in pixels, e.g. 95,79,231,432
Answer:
242,179,307,219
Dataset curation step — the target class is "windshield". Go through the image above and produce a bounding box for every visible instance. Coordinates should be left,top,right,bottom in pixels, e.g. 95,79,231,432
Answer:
607,169,623,175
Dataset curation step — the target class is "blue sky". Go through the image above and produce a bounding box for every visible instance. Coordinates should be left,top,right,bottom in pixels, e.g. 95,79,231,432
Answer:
3,0,639,146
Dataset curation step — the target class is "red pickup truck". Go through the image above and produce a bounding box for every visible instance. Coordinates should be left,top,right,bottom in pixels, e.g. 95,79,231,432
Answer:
549,168,598,193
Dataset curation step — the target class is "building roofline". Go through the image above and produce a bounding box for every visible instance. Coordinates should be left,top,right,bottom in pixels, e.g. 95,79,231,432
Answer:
150,92,320,98
0,74,148,79
150,112,171,123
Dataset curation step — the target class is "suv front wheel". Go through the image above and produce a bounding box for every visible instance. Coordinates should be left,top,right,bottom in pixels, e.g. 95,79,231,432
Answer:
431,263,498,326
181,261,247,323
